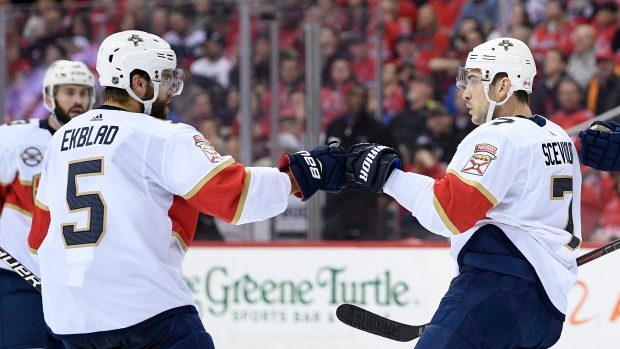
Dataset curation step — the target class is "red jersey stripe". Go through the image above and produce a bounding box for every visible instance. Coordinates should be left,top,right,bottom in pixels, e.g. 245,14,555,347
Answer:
183,158,235,199
186,162,248,223
433,169,498,234
28,200,51,253
169,195,199,251
3,176,34,216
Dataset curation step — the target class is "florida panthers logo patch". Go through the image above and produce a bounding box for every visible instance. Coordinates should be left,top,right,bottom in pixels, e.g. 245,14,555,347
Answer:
194,135,223,162
461,144,497,176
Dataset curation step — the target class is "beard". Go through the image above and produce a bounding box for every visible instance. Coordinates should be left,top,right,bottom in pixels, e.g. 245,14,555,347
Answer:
54,104,73,125
141,84,170,120
150,98,169,120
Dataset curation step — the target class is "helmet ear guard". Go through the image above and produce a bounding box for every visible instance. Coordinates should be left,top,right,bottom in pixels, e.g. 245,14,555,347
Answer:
96,30,184,115
42,60,96,126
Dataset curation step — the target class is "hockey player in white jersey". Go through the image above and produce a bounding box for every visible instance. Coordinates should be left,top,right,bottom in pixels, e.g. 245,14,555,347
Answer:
346,38,581,348
27,30,346,349
0,60,95,349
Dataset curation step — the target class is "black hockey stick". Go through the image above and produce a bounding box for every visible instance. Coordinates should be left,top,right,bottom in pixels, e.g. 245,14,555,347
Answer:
337,239,620,342
577,238,620,266
336,304,429,342
0,246,42,292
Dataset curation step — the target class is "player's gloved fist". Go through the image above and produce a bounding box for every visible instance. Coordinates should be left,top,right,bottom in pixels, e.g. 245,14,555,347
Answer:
579,121,620,171
345,142,402,193
278,141,347,201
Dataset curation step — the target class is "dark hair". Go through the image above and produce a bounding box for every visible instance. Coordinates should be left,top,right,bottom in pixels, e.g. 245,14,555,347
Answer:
102,70,150,104
491,72,529,104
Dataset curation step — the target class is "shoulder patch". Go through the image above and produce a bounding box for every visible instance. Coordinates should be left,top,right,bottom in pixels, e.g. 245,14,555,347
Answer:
461,143,497,176
21,147,43,166
193,135,223,163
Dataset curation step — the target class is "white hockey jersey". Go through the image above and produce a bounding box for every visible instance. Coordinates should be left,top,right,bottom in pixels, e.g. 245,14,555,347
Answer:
28,106,292,336
384,115,581,315
0,119,53,276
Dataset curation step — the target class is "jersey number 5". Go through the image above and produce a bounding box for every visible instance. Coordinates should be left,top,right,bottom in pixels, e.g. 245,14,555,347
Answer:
61,157,107,248
551,176,580,251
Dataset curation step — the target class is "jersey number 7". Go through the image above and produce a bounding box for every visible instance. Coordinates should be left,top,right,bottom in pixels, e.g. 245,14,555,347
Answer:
551,176,580,250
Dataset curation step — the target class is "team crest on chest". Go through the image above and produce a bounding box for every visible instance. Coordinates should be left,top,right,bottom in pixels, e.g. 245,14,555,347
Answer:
461,144,497,176
193,135,223,162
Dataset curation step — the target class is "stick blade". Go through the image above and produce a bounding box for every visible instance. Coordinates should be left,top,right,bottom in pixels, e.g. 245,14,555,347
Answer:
336,304,428,342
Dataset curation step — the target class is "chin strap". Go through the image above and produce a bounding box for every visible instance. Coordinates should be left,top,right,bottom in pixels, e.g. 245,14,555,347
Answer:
126,83,161,115
483,84,514,124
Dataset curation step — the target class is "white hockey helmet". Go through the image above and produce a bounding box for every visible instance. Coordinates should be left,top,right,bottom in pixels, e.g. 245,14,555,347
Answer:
96,30,184,115
456,37,536,123
42,60,96,125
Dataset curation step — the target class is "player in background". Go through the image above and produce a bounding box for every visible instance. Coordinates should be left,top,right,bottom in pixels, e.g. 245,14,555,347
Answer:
27,30,345,349
578,120,620,172
0,60,95,349
345,38,581,348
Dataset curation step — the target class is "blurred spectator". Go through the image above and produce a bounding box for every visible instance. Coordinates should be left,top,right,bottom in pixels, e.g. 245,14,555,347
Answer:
320,58,356,129
323,85,398,240
190,31,233,89
586,49,620,115
454,0,499,35
593,173,620,242
428,0,467,33
321,26,345,75
566,24,598,89
547,78,594,130
592,2,618,53
581,167,617,241
118,12,141,32
508,24,533,45
388,33,416,67
449,86,478,135
419,101,464,163
412,4,451,76
530,49,569,117
88,1,119,43
306,0,342,28
488,3,532,39
197,118,225,152
399,135,448,240
188,91,219,128
164,6,206,69
388,74,437,163
144,5,169,38
288,90,306,122
529,1,576,63
339,0,372,34
347,33,376,86
381,62,406,124
261,52,305,113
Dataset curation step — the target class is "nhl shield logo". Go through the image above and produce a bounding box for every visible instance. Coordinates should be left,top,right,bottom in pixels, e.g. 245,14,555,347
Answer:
194,135,223,162
461,144,497,176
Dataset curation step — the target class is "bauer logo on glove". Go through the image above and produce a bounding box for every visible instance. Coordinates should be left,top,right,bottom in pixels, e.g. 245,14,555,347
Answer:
278,141,347,201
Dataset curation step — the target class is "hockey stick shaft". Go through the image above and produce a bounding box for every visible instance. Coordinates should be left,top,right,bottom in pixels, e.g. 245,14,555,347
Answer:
338,241,620,342
0,246,42,292
577,238,620,266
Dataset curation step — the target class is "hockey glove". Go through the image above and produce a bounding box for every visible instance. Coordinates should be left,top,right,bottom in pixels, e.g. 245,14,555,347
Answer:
345,142,402,193
278,141,347,201
579,120,620,171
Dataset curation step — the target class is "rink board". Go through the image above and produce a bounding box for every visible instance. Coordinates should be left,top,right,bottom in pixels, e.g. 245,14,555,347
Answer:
183,243,619,349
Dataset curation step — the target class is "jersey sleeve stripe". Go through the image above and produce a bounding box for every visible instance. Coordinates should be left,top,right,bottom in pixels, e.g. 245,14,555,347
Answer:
231,169,252,225
434,170,496,233
171,231,189,252
3,203,33,217
182,158,235,200
28,203,51,254
446,169,498,205
186,163,249,223
432,195,460,235
35,198,49,211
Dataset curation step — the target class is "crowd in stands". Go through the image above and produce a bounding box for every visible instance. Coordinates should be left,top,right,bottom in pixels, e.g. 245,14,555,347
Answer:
5,0,620,243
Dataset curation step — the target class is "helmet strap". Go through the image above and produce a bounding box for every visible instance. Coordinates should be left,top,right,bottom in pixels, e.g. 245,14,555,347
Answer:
483,84,514,124
126,83,160,116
